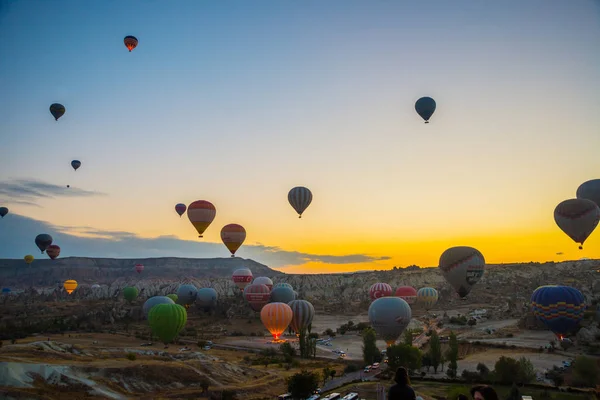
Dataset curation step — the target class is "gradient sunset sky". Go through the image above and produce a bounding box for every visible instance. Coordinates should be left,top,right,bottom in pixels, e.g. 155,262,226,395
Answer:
1,1,599,273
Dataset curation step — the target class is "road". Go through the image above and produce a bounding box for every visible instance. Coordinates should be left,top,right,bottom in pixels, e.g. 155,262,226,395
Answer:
322,364,387,393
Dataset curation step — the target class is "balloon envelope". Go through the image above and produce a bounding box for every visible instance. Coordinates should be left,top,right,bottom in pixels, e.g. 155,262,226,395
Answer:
273,282,293,291
197,288,218,311
415,97,436,123
368,297,412,346
221,224,246,257
64,280,77,294
175,203,187,217
577,179,600,208
148,304,187,344
166,294,178,302
554,199,600,248
288,300,315,334
71,160,81,171
531,285,585,339
253,276,273,291
143,296,175,318
46,245,60,260
416,287,439,310
123,287,139,302
176,284,198,307
24,255,34,264
438,246,485,298
288,187,313,218
0,207,8,218
271,286,295,304
124,35,138,52
49,103,65,120
187,200,216,237
232,268,253,291
244,283,271,312
395,286,417,305
35,234,53,253
369,283,393,301
260,302,293,341
134,263,144,274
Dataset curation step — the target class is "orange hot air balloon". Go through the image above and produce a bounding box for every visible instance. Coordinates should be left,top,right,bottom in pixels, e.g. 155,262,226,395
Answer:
64,279,78,294
187,200,216,238
221,224,246,257
124,35,138,52
260,302,293,342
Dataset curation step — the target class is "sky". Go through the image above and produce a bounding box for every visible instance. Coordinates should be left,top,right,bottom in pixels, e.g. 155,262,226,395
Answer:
1,0,600,274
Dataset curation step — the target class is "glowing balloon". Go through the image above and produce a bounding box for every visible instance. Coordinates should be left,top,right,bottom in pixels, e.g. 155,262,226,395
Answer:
415,97,436,123
71,160,81,171
49,103,65,121
369,283,393,301
260,302,293,341
232,268,253,291
288,300,315,334
554,199,600,249
124,35,138,52
416,287,439,310
244,283,271,312
46,244,60,260
368,297,412,346
187,200,216,238
35,234,53,253
438,246,485,298
221,224,246,257
64,280,77,294
0,207,8,218
148,304,187,345
395,286,417,305
288,186,313,218
24,255,34,265
531,285,586,339
253,276,273,291
175,203,186,217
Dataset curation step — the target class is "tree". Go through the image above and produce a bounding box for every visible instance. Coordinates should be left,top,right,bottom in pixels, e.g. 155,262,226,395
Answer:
280,342,296,363
506,383,521,400
422,353,432,372
287,370,320,400
362,328,381,365
546,367,564,387
494,356,520,384
572,355,600,387
322,367,331,385
329,370,336,380
428,331,442,373
476,363,489,379
403,330,413,346
386,344,422,374
516,357,536,384
445,331,459,378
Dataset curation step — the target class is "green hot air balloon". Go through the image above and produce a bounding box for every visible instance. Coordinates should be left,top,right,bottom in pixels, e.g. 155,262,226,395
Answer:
166,294,178,302
148,303,187,345
123,286,139,303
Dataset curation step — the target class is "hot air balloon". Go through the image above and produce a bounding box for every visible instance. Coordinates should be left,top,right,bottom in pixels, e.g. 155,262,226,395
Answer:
368,297,412,346
64,280,77,294
395,286,417,305
271,286,295,304
134,263,144,274
369,283,393,301
0,207,8,218
91,284,101,289
530,285,586,339
577,179,600,208
273,282,293,291
293,290,298,300
260,302,293,342
415,97,436,123
24,255,34,265
416,287,439,310
35,234,53,253
187,200,216,238
175,203,186,217
124,35,138,52
166,294,178,302
221,224,246,257
46,244,60,260
123,286,139,303
143,296,175,318
438,246,485,298
148,304,187,345
244,283,271,312
176,284,198,308
49,103,65,121
232,268,253,291
288,187,313,218
196,288,218,312
288,300,315,334
71,160,81,171
253,276,273,291
554,199,600,250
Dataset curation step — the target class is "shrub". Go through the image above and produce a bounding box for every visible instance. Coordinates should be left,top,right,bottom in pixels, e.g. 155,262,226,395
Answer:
126,352,137,361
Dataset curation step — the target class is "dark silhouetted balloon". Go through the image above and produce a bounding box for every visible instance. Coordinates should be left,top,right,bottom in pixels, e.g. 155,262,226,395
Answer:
415,97,436,123
0,207,8,218
288,187,313,218
49,103,65,121
35,234,53,253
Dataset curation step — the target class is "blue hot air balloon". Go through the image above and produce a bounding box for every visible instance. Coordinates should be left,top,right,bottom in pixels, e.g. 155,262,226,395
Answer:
530,285,586,339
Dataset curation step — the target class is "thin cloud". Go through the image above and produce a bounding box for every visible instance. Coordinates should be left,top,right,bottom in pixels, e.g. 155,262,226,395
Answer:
0,179,105,205
0,214,391,269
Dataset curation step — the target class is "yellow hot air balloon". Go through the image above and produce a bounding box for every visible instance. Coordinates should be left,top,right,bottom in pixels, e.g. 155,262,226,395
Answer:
260,302,293,342
24,255,34,265
221,223,246,257
64,280,78,295
187,200,216,238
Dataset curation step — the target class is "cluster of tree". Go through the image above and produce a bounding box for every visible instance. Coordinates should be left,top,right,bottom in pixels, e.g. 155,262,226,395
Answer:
449,315,468,326
286,370,320,399
421,331,460,378
298,331,318,359
337,320,370,335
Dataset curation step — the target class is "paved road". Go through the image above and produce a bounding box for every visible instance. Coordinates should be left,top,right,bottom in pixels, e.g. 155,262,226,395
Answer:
322,365,387,393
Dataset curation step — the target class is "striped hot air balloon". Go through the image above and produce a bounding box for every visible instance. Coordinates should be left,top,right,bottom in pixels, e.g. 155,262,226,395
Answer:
187,200,216,238
221,224,246,257
395,286,417,305
368,297,412,346
554,199,600,250
64,280,78,294
46,245,60,260
416,287,439,310
134,263,144,274
232,268,253,291
288,300,315,334
124,35,138,52
244,283,271,312
530,285,586,339
288,186,313,218
253,276,273,291
260,302,293,341
438,246,485,298
369,283,393,301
